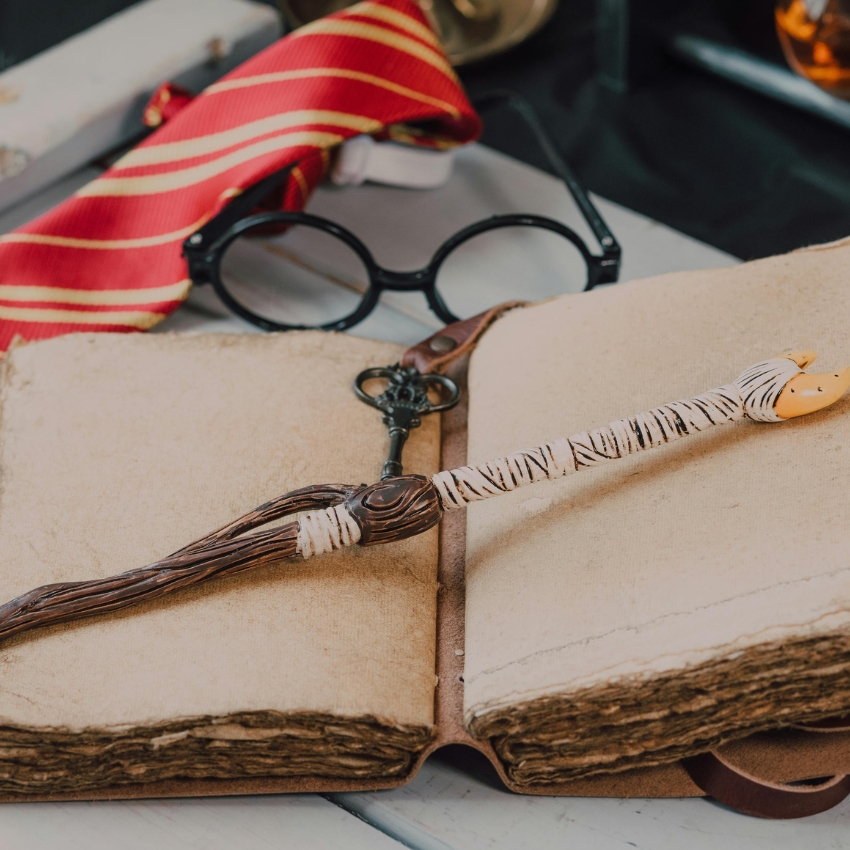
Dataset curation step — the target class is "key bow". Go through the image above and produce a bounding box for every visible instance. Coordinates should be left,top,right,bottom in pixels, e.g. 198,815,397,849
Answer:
354,364,460,479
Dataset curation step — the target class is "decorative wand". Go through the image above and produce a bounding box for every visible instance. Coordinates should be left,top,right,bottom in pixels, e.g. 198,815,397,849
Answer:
1,352,847,645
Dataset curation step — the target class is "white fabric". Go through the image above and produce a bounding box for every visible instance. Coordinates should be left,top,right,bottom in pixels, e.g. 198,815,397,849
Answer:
330,136,454,189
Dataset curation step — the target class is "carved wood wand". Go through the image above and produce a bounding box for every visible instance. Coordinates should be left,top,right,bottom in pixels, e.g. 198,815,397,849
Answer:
1,352,847,646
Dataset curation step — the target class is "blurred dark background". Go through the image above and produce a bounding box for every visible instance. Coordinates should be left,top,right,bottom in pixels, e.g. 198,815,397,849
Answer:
3,0,850,260
461,0,850,260
0,0,138,70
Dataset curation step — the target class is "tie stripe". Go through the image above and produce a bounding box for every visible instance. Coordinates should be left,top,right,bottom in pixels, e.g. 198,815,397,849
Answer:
0,217,212,249
76,132,345,198
0,281,191,306
115,111,382,170
203,67,462,117
288,19,456,79
0,306,169,329
0,0,479,351
346,2,442,46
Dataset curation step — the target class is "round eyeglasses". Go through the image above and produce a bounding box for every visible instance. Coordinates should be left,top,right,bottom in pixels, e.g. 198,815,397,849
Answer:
183,93,621,332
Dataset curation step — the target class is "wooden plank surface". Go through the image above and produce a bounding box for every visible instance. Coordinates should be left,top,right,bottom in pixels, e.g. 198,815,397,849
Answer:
0,795,406,850
4,143,846,847
330,754,850,850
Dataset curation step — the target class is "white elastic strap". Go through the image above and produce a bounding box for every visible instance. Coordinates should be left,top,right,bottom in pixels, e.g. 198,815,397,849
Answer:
330,135,454,189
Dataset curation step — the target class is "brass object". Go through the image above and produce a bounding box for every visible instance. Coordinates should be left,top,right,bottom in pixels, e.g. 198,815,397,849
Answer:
279,0,559,65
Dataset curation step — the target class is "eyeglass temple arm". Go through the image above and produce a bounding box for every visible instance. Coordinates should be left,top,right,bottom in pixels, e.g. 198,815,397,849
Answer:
472,91,621,286
183,164,296,274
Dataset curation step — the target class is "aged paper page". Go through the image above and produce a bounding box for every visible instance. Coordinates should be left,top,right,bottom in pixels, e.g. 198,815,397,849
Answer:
463,240,850,728
0,332,440,732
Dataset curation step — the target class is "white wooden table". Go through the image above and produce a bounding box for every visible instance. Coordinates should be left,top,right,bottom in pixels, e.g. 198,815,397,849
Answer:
2,145,848,848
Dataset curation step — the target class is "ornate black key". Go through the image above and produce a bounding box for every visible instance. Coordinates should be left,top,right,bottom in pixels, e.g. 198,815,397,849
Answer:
354,364,461,480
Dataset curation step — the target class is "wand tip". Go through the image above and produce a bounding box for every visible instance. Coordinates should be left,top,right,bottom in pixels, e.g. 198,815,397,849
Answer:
775,353,850,419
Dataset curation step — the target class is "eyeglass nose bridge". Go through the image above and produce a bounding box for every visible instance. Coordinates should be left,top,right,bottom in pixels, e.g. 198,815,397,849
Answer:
371,267,436,292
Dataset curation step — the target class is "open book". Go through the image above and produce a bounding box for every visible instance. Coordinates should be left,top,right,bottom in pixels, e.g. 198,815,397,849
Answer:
1,239,850,803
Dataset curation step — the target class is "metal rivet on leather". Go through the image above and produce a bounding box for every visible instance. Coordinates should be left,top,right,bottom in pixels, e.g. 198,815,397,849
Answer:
429,336,457,353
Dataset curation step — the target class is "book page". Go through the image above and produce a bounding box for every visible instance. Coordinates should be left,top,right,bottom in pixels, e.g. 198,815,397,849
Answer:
463,239,850,729
0,332,440,733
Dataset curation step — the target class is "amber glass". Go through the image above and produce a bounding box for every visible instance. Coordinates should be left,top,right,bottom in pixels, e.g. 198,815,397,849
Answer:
776,0,850,99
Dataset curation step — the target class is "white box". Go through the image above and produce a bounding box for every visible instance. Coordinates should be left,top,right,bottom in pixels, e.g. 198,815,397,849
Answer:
0,0,281,214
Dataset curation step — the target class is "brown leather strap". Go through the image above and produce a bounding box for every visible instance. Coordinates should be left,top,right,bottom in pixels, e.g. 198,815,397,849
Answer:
401,301,527,373
683,750,850,819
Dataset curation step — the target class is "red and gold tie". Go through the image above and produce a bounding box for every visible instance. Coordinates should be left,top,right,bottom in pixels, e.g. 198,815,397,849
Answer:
0,0,480,352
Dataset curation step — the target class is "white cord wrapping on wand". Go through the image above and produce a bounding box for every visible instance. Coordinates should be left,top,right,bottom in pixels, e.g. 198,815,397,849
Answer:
432,357,804,511
735,357,802,422
296,504,361,559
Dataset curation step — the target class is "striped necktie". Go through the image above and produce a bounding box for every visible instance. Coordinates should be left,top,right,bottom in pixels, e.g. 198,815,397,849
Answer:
0,0,480,352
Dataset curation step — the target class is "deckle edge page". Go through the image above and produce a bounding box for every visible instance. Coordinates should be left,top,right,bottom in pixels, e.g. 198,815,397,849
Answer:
461,242,850,766
0,331,441,791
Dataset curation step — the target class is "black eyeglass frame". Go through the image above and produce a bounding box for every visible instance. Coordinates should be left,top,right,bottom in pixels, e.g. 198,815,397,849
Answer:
183,92,622,332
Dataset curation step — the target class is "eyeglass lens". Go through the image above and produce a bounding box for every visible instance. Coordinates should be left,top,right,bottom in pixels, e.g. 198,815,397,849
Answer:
433,224,589,319
218,220,370,327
